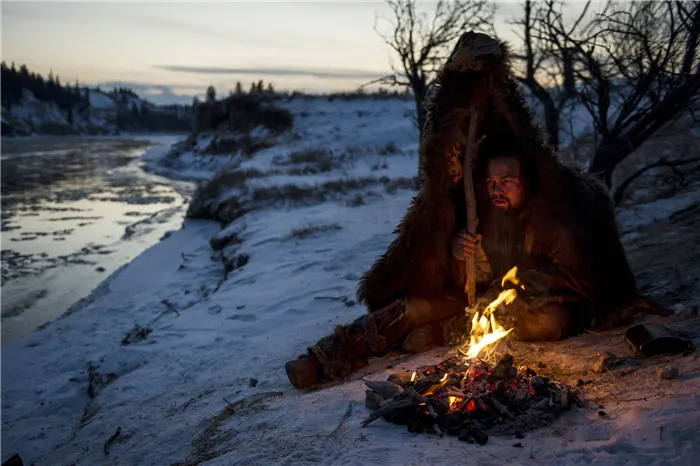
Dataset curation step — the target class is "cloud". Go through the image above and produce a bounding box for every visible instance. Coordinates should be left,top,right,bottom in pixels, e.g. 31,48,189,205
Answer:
1,2,60,22
99,81,199,106
156,65,389,81
125,13,297,50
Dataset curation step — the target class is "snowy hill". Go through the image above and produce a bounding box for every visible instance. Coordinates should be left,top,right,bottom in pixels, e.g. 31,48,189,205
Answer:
87,89,117,110
2,96,700,465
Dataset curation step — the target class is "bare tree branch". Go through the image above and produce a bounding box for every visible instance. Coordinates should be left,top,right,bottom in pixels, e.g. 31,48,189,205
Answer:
361,74,411,88
374,0,495,142
613,156,700,205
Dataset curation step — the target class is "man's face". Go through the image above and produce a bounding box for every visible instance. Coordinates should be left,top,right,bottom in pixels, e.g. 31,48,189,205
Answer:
485,157,524,211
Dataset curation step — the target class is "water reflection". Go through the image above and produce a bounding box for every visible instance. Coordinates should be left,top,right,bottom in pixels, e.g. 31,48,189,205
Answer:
1,136,193,345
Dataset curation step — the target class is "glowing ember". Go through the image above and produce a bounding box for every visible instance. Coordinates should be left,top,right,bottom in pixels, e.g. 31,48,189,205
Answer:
410,371,417,382
463,266,524,360
448,396,458,410
465,399,476,412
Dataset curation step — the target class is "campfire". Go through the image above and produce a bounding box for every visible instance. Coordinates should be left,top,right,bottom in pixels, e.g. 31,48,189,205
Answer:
362,267,576,445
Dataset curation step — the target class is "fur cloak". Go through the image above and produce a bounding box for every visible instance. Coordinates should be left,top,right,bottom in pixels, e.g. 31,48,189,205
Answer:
356,34,639,329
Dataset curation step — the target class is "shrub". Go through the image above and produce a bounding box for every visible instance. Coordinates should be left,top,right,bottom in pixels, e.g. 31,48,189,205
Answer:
274,148,342,174
225,94,293,134
287,222,342,240
186,168,264,219
384,176,419,194
378,141,399,155
207,134,275,156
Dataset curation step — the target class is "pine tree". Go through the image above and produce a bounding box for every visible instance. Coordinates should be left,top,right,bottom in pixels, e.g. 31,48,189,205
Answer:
192,96,200,116
206,85,216,101
249,82,257,94
266,82,275,94
256,80,264,93
235,81,243,94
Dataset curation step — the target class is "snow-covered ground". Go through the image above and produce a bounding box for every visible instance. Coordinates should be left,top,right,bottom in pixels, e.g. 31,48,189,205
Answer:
2,97,699,465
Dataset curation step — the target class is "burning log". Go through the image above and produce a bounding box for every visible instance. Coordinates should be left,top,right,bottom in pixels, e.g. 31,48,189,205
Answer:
362,353,577,444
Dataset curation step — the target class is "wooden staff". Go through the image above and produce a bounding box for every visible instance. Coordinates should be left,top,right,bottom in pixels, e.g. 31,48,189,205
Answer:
462,110,481,308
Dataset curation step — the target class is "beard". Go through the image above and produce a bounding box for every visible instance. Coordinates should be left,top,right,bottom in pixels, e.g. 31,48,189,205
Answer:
480,197,528,275
483,204,519,244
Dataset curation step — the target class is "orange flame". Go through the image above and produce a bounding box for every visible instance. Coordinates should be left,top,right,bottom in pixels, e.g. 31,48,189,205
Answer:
424,372,451,396
448,396,458,410
463,266,521,360
502,266,526,291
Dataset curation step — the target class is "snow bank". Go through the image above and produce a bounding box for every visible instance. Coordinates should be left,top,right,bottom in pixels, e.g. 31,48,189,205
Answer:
88,90,116,110
617,190,700,232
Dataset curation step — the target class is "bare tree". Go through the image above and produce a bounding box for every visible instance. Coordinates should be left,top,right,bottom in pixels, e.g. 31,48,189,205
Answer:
536,0,700,187
508,0,589,150
374,0,495,139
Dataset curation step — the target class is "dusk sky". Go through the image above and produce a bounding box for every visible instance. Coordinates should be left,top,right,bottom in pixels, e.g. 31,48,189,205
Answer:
1,1,587,105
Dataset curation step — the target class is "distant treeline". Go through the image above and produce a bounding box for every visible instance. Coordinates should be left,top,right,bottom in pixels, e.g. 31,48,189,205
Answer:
199,80,276,104
1,61,88,114
1,61,195,134
202,79,413,104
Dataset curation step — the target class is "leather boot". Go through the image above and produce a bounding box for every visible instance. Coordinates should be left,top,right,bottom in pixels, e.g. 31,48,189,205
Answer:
402,323,445,353
285,354,322,390
402,313,471,353
285,300,406,390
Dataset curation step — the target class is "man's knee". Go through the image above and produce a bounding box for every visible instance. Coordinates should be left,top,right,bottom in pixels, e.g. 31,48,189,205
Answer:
401,295,466,332
510,303,573,341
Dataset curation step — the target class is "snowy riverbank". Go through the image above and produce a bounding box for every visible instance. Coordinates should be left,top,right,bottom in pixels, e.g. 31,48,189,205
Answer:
2,97,699,465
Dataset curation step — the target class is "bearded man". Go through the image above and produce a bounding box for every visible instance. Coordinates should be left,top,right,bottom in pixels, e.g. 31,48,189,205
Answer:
285,32,660,390
285,147,599,390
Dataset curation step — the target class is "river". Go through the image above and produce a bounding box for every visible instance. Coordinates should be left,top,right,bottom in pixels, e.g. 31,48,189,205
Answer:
1,135,195,345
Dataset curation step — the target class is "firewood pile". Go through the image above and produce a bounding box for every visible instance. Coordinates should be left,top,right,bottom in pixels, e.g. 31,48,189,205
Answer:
362,353,577,445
